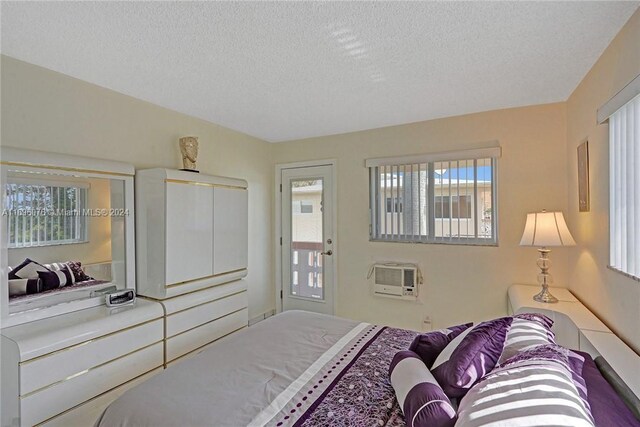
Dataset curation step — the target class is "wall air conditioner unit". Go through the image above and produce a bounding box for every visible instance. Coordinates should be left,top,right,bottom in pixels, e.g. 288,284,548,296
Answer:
368,263,421,301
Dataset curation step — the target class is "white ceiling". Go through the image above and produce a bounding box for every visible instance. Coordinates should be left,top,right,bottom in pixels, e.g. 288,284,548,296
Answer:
1,2,638,142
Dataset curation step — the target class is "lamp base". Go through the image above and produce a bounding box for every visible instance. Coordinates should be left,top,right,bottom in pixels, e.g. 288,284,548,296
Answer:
533,247,558,303
533,287,558,303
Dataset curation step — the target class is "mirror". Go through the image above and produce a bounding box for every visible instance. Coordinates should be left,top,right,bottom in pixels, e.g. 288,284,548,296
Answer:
5,171,128,312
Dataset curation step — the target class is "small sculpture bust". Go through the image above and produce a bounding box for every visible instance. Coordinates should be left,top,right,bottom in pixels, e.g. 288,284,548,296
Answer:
179,136,199,171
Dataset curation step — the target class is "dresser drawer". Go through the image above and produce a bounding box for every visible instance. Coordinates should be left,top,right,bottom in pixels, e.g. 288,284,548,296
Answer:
165,328,246,368
166,308,247,363
21,342,163,426
20,318,163,395
160,280,246,315
166,291,247,338
40,367,162,427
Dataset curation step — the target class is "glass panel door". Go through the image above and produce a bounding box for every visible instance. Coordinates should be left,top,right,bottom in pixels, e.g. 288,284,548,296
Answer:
281,165,334,315
290,178,324,300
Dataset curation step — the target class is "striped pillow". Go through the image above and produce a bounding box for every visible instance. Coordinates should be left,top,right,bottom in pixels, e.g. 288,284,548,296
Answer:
8,258,50,280
8,278,43,296
498,313,556,363
37,267,74,291
432,317,511,398
431,314,555,398
43,262,77,285
389,350,457,427
45,261,91,282
457,344,595,427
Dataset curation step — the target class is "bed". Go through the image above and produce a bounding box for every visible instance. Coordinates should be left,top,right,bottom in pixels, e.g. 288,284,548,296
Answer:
98,310,640,427
99,310,413,426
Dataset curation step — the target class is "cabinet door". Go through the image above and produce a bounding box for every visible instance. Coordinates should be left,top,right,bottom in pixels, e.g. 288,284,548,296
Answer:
213,187,248,275
165,183,214,285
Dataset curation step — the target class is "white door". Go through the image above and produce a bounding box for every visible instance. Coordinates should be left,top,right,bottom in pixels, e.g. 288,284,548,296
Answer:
281,165,335,315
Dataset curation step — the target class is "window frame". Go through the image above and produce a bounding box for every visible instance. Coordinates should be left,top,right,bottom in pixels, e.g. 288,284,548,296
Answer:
300,201,313,214
607,92,640,281
292,200,314,215
5,181,89,249
368,155,499,246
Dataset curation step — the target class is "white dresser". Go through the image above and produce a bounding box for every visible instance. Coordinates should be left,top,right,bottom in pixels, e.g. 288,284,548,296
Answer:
135,168,249,366
162,281,248,366
1,299,164,427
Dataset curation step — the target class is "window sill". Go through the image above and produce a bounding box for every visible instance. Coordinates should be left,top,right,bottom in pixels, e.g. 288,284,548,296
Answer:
9,239,89,249
369,238,498,247
607,265,640,282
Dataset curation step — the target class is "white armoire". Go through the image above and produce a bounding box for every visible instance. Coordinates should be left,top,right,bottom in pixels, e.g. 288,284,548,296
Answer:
135,168,249,365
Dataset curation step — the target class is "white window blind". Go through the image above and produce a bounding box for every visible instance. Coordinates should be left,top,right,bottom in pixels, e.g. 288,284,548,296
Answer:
609,93,640,280
368,147,499,245
5,182,88,248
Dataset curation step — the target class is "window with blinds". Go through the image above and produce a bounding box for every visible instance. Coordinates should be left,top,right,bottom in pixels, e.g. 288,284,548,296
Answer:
609,93,640,280
367,147,499,245
5,181,88,248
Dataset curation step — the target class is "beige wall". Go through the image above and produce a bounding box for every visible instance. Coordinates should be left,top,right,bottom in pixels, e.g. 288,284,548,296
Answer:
0,55,274,320
565,9,640,353
2,7,638,345
273,103,569,331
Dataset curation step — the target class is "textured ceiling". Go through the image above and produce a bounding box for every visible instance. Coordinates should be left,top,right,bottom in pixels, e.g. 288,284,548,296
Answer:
1,2,638,142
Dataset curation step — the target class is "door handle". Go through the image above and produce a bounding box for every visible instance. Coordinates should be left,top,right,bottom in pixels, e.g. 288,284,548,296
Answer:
321,250,333,256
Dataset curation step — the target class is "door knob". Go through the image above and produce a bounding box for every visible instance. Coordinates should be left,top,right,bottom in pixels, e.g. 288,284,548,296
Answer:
321,250,333,256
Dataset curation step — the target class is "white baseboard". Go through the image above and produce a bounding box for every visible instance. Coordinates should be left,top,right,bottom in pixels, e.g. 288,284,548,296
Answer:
248,309,276,326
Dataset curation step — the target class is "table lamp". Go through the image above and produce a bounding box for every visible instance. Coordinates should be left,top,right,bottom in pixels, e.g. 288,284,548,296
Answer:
519,210,576,303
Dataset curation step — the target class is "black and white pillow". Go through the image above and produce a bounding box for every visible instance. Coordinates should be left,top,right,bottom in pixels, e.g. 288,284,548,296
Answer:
37,267,74,291
43,262,77,286
66,261,91,282
8,258,50,280
8,278,43,296
389,350,457,427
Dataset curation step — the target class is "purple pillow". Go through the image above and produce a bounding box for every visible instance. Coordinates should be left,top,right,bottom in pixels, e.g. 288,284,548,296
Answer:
390,350,456,427
576,350,640,426
432,317,511,398
409,323,473,368
431,314,555,398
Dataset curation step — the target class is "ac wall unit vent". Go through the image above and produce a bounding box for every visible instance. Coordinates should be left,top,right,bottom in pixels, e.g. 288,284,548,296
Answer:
368,263,421,301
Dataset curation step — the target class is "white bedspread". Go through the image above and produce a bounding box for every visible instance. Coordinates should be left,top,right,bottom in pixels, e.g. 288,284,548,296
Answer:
98,310,360,427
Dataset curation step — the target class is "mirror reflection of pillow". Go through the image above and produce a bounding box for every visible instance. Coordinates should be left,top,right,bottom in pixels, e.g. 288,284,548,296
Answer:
46,261,91,282
8,278,43,296
66,261,91,282
8,258,50,280
44,262,77,285
37,267,74,291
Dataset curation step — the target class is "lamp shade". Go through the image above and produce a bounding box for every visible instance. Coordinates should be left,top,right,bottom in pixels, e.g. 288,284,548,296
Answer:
519,211,576,247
